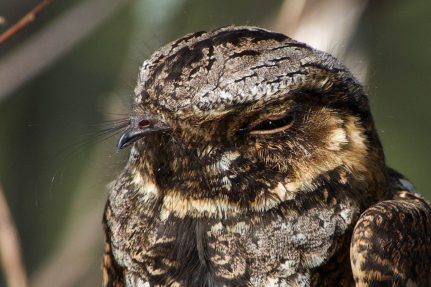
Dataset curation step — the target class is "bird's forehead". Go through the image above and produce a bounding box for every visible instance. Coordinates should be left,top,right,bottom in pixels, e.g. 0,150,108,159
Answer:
134,26,347,118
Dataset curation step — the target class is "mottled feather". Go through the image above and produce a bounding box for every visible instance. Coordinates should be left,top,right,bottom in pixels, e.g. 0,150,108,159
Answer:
102,26,431,287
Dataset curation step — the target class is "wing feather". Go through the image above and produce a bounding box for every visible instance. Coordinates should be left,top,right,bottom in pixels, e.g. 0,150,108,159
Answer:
350,191,431,286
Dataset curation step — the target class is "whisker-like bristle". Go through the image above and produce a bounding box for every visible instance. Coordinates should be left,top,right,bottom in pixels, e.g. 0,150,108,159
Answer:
50,118,130,165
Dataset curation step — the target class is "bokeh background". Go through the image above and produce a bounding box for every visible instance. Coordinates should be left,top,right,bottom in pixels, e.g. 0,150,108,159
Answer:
0,0,430,286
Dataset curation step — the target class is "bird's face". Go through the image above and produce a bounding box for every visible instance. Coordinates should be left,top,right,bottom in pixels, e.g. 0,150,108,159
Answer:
118,26,387,217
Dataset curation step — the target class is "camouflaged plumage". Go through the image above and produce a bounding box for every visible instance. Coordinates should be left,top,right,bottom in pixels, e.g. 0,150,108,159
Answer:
102,26,431,287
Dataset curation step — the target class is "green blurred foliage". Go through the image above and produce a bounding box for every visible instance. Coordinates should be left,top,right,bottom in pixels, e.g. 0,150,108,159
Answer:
0,0,430,285
362,1,431,195
0,0,135,281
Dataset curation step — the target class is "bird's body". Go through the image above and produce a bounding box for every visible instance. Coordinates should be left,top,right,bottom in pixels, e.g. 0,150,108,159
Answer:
102,26,431,287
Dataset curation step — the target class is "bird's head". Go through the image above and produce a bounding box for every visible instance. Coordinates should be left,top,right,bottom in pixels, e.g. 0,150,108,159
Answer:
117,26,388,218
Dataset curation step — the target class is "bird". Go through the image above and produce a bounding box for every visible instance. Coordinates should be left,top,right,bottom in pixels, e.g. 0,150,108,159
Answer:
101,26,431,287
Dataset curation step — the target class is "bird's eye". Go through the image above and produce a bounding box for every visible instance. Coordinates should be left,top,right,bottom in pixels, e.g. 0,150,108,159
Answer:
247,113,295,135
138,119,151,128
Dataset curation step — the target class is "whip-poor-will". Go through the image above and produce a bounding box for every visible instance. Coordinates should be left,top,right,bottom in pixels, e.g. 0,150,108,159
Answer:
102,26,431,287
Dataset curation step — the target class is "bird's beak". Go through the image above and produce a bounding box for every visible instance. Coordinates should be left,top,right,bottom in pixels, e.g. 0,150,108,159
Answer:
116,117,169,151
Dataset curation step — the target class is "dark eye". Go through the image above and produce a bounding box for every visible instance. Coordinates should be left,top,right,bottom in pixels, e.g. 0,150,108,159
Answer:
248,113,295,135
138,119,151,128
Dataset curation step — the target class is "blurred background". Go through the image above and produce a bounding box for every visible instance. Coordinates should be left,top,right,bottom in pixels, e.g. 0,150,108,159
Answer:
0,0,430,286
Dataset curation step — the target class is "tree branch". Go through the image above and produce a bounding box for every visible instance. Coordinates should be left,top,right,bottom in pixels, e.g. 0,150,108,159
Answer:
0,184,28,287
0,0,131,101
0,0,53,45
